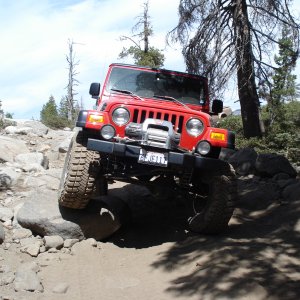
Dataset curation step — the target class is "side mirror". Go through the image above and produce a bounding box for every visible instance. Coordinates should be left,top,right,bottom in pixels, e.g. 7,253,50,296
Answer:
89,83,101,99
211,99,223,114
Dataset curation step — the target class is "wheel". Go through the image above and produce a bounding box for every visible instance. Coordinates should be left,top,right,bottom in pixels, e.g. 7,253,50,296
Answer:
188,169,236,234
58,130,103,209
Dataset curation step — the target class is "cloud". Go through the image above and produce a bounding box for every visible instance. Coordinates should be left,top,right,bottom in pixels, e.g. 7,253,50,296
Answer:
0,0,182,119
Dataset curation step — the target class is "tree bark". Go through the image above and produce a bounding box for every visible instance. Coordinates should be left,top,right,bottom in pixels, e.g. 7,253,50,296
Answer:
143,1,149,53
233,0,262,138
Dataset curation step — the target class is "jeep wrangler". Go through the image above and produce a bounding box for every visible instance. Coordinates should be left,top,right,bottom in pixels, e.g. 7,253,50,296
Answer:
58,63,236,234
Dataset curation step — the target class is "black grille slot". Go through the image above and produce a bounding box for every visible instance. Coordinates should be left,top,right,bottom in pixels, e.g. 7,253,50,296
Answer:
133,109,139,122
132,109,184,133
141,110,146,122
178,116,184,133
171,114,176,125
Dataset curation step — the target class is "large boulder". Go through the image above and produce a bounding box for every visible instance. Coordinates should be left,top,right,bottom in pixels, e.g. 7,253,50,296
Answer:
16,189,124,241
11,120,49,136
15,152,49,170
255,153,297,178
4,126,33,135
0,136,29,163
0,167,21,190
228,148,258,175
282,181,300,202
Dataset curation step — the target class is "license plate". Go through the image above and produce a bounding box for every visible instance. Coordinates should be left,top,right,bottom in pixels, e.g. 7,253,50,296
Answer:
138,149,168,167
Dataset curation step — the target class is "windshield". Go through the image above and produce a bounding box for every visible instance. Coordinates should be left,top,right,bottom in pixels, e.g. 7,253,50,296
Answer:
105,66,207,106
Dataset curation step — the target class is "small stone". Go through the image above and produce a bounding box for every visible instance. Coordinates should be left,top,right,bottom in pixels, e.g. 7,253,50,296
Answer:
61,248,71,254
3,243,11,250
86,238,97,247
0,207,14,222
48,248,58,253
52,282,69,294
44,235,64,250
12,228,32,240
63,239,79,248
14,262,43,292
37,144,51,153
19,237,40,248
39,246,46,253
3,220,12,228
14,271,43,292
20,241,40,257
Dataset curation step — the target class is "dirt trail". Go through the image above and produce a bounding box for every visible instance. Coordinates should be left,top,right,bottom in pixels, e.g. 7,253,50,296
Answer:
7,182,298,300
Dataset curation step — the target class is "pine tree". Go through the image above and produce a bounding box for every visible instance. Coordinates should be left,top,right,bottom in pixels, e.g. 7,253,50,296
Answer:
58,96,69,119
269,26,299,124
118,1,165,68
40,95,60,128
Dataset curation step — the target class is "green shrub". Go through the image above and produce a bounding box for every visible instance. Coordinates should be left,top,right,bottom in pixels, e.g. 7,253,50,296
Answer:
217,102,300,163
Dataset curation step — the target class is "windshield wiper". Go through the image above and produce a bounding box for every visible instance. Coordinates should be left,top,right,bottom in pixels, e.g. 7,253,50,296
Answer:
110,88,143,101
153,95,191,110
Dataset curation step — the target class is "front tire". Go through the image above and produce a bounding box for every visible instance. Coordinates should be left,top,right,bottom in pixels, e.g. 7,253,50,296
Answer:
58,130,102,209
188,170,236,234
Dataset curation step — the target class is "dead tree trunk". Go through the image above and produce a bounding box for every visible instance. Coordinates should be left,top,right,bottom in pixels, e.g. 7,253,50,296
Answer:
233,0,262,138
143,1,149,53
66,40,79,122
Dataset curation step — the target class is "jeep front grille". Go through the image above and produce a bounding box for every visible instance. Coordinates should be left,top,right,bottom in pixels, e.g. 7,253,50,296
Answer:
132,109,184,133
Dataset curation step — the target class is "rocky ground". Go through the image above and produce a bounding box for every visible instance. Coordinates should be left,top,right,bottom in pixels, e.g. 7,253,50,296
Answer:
0,119,300,300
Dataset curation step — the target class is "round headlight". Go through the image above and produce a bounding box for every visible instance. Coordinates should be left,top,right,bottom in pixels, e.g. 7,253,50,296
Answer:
186,118,204,137
112,107,130,126
101,125,115,140
196,141,211,155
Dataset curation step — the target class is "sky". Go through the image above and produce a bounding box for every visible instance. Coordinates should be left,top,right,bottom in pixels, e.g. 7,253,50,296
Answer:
0,0,300,120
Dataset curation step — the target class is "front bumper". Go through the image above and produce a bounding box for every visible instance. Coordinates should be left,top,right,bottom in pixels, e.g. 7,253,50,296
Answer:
87,139,230,172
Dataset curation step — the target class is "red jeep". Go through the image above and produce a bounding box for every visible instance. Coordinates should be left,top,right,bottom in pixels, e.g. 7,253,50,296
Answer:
58,63,236,234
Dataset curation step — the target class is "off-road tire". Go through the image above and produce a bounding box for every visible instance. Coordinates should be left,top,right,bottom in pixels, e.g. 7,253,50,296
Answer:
188,171,236,234
58,130,101,209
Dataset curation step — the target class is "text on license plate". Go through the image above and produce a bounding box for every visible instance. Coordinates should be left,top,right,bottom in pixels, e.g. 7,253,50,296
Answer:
138,149,168,167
